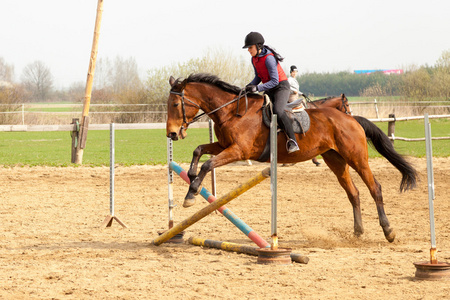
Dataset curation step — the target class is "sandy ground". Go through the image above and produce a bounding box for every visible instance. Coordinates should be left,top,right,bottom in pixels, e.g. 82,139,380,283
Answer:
0,157,449,299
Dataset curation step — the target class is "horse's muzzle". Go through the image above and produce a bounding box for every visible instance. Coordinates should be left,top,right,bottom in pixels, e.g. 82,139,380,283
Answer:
167,132,179,141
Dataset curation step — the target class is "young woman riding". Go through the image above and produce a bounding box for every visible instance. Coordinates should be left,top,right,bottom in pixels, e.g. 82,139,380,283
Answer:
243,31,300,153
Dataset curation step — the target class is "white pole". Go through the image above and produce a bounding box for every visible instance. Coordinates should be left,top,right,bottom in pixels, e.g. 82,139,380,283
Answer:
270,114,278,250
374,99,379,119
110,123,115,216
209,119,216,196
102,122,126,228
424,113,437,263
167,137,174,228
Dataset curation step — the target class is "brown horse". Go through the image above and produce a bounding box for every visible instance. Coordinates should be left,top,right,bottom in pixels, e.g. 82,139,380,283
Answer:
305,94,352,115
166,73,417,243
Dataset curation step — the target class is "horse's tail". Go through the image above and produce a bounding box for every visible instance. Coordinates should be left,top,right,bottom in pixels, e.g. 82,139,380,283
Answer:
353,115,418,192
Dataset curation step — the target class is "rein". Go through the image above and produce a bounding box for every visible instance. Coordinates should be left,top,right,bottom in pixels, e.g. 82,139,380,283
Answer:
170,89,249,129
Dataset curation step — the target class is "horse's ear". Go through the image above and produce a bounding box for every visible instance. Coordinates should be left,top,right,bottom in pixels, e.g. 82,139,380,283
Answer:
169,76,176,87
341,93,345,99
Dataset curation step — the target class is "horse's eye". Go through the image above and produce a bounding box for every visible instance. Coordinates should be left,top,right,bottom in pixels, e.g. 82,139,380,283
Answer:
173,103,180,107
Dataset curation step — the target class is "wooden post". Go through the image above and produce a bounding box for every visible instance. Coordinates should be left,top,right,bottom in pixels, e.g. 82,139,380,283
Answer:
74,0,104,164
70,118,79,163
388,113,396,144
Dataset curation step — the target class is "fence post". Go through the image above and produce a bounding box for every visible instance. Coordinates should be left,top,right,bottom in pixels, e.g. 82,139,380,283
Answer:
70,118,79,163
388,113,396,144
374,99,379,119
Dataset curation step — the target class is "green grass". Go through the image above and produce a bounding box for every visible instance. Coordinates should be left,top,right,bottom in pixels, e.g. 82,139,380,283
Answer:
26,107,78,112
0,129,213,167
370,118,450,158
0,118,449,166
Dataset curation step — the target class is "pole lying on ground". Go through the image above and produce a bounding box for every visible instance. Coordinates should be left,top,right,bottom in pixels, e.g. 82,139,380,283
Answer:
188,237,309,264
153,167,271,246
169,161,270,248
74,0,104,164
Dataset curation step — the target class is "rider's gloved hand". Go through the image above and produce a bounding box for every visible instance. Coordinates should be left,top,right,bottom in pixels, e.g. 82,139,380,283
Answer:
245,85,258,93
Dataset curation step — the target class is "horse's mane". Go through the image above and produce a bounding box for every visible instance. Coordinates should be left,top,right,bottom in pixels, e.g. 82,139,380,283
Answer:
179,73,244,95
313,96,335,102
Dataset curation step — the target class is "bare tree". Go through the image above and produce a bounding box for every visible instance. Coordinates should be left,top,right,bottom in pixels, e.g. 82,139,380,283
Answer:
21,60,53,101
432,50,450,99
112,56,142,94
145,47,254,105
0,57,14,84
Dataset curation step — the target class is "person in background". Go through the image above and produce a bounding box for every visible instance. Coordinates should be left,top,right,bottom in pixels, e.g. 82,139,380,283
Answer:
243,32,299,154
288,65,304,104
287,65,321,167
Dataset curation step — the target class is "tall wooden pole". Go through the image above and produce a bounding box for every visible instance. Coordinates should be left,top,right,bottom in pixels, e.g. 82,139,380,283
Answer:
73,0,104,164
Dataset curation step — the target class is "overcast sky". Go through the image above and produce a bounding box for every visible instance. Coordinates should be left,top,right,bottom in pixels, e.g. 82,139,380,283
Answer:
1,0,449,89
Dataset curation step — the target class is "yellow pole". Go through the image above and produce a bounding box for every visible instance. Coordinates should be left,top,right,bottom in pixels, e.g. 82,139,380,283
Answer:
74,0,104,164
153,168,270,246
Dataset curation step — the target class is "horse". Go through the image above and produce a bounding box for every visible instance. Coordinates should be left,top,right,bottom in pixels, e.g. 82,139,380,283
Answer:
305,95,352,115
166,73,417,243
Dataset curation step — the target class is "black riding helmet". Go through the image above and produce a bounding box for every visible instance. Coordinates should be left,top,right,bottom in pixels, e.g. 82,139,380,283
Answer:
242,32,265,49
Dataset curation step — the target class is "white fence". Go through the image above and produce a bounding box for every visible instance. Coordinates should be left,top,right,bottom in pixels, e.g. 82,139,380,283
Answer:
0,102,449,142
1,100,450,126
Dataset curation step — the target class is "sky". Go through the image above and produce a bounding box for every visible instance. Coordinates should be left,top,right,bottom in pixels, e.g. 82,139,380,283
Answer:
1,0,450,89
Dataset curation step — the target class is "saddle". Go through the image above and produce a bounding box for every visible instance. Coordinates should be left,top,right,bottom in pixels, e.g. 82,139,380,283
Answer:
257,95,311,162
261,95,311,133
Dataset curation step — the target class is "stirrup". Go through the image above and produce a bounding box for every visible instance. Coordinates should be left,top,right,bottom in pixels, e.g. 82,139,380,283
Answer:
286,138,300,154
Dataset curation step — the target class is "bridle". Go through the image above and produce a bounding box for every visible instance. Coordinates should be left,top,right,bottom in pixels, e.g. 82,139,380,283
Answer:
169,88,249,130
341,96,353,115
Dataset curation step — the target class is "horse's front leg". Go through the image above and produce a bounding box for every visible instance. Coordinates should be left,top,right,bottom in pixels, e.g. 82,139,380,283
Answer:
183,142,224,207
184,145,244,208
187,142,224,183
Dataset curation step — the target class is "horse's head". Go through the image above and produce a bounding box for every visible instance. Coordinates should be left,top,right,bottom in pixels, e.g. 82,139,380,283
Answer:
340,94,353,115
166,76,201,140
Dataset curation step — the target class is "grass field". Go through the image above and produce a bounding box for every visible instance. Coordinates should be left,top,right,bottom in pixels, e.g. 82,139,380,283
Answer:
0,118,449,166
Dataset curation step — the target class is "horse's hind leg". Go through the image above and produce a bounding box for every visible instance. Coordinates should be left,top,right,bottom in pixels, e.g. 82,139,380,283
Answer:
321,150,364,237
352,161,395,243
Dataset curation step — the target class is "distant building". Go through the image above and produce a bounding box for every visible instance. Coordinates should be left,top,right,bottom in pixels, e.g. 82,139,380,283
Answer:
354,69,403,75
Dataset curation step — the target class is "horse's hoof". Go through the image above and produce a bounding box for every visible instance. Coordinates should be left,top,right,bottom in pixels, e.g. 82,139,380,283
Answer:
385,228,396,243
183,197,196,208
354,231,363,238
354,225,364,237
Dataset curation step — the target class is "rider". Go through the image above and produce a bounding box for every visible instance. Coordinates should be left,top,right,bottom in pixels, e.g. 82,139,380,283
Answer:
288,65,305,104
243,32,300,154
288,65,321,166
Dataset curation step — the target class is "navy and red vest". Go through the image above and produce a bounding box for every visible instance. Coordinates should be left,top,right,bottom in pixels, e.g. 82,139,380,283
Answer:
252,53,287,83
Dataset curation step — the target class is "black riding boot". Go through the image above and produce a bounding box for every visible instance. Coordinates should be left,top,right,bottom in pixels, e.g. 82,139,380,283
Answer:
278,113,299,153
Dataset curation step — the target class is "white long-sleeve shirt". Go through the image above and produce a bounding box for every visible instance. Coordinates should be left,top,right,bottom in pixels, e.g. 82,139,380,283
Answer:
288,76,302,94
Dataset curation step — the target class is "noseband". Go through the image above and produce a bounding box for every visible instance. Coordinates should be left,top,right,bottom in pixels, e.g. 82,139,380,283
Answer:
170,88,249,130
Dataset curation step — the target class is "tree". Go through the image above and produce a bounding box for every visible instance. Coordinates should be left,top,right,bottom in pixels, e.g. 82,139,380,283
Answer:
0,57,14,84
400,65,431,100
21,60,53,101
145,47,254,105
431,50,450,99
